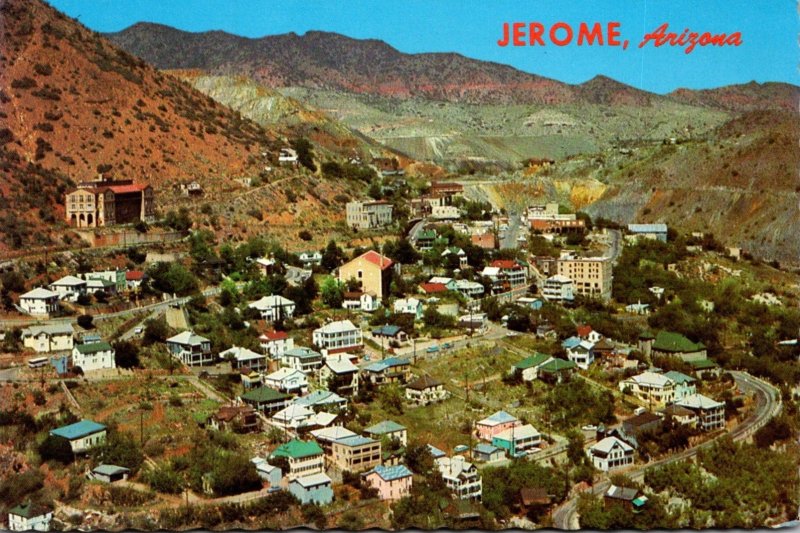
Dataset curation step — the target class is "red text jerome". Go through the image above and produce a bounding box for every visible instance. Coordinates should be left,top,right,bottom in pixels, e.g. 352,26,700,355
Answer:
497,22,623,47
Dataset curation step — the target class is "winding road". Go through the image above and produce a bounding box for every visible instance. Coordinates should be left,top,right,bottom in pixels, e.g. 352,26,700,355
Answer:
552,370,782,529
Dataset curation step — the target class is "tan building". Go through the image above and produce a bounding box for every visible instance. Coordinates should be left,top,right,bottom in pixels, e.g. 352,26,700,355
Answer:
556,253,612,301
346,200,394,230
338,250,395,300
65,175,155,228
330,435,382,473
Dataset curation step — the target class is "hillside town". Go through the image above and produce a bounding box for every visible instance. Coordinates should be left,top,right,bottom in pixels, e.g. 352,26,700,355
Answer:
1,149,797,530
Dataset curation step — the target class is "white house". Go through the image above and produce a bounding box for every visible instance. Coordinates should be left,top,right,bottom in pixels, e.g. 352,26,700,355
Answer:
19,288,60,316
259,330,295,359
565,340,595,369
8,502,53,532
342,292,381,312
272,404,315,429
281,347,324,374
298,251,322,267
312,320,363,354
49,419,107,454
248,295,296,322
49,275,87,302
393,298,423,319
455,279,484,298
542,275,574,303
619,371,676,407
21,323,74,353
264,367,309,395
279,147,299,165
72,341,115,372
319,354,359,396
220,346,267,372
491,424,541,457
588,436,634,472
166,331,213,366
436,455,482,500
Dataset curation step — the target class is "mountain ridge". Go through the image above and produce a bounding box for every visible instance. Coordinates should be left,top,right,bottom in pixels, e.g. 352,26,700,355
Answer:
106,22,798,111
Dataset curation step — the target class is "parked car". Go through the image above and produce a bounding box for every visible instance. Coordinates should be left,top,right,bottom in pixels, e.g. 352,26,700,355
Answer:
441,342,453,349
581,424,598,431
426,345,440,354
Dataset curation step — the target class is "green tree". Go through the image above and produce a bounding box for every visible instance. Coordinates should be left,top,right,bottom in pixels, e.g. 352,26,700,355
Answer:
320,240,344,272
113,340,140,368
39,435,73,464
320,276,344,309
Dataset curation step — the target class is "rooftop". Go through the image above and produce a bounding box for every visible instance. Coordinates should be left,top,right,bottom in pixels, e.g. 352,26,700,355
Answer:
291,472,332,488
406,375,442,390
335,435,377,447
368,464,412,481
50,419,106,440
241,386,290,403
363,357,410,373
358,250,394,270
652,331,706,353
479,410,518,426
166,330,209,346
271,439,323,459
513,353,551,370
365,420,406,435
21,287,59,299
74,341,113,355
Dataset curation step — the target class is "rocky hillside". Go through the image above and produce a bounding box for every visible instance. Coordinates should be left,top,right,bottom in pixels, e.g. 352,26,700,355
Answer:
175,72,385,157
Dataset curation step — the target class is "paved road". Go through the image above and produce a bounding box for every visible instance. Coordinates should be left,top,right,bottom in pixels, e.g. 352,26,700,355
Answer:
407,218,426,244
0,286,223,329
552,370,781,529
500,210,523,249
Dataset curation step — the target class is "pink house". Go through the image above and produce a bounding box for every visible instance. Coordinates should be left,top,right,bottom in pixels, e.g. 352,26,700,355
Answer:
364,464,413,500
475,410,521,441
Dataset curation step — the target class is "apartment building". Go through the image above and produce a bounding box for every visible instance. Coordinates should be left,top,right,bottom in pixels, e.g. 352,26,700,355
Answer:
556,252,612,301
330,435,382,473
346,200,394,230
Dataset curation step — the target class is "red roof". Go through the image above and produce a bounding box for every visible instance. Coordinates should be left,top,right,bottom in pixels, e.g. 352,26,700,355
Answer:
126,270,145,281
490,259,521,270
109,184,148,194
419,282,448,294
576,325,593,338
260,330,288,341
471,233,495,249
361,250,393,270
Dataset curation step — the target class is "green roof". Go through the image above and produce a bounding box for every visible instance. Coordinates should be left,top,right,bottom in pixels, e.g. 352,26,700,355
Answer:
417,230,437,240
271,439,323,459
74,341,113,354
241,386,289,403
652,331,705,353
513,353,550,370
9,501,50,519
688,358,719,370
639,330,656,340
539,358,577,373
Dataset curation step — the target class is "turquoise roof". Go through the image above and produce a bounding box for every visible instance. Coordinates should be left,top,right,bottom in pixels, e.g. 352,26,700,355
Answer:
50,420,106,440
363,357,410,372
369,464,412,481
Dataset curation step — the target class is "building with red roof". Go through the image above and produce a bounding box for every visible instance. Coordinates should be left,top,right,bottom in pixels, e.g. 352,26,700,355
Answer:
419,282,448,294
65,175,155,228
339,250,396,300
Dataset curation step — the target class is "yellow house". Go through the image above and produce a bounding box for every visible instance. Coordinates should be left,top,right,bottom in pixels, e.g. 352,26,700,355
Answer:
338,250,394,300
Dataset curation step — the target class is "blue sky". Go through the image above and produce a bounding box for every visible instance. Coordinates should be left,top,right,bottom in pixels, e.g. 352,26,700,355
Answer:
50,0,799,94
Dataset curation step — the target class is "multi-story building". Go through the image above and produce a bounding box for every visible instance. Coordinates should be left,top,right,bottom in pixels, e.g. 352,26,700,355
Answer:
364,465,413,501
270,439,325,480
319,355,359,396
248,295,296,322
676,394,725,431
65,175,155,228
220,346,267,372
588,436,634,472
491,424,541,457
346,200,394,230
166,331,213,366
436,455,482,500
72,340,115,372
330,435,382,472
21,323,74,353
619,371,677,407
476,411,521,441
48,276,87,302
19,288,60,317
339,250,395,300
281,347,324,374
313,320,363,354
556,252,612,301
259,330,294,360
